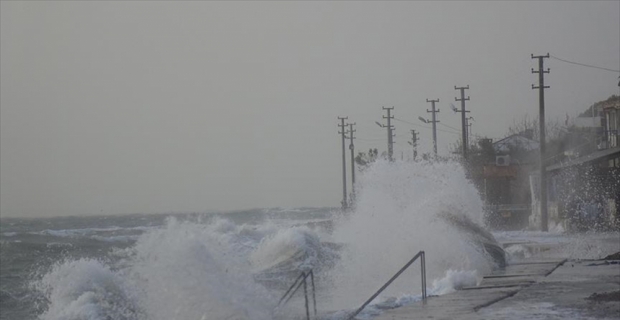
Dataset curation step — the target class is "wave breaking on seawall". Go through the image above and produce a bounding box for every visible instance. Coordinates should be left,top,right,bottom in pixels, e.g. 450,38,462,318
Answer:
30,159,505,320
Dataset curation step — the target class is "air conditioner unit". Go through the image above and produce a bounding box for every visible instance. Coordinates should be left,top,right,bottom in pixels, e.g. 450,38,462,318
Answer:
496,155,510,166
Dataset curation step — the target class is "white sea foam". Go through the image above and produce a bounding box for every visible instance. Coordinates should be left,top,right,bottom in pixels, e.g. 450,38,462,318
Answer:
45,242,74,248
34,226,157,239
37,227,122,237
207,217,279,257
89,235,140,243
33,259,138,320
34,218,284,320
250,226,322,272
123,218,278,320
504,244,533,261
431,269,480,295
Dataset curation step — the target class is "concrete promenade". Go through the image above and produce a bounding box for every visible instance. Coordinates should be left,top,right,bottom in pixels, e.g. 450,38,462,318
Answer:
375,245,620,319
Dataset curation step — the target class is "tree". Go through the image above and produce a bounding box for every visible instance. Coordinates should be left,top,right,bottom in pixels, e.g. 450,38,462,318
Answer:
355,148,379,169
505,115,567,143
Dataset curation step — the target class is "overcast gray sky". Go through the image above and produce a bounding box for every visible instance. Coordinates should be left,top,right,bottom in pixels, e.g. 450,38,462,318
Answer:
1,1,619,217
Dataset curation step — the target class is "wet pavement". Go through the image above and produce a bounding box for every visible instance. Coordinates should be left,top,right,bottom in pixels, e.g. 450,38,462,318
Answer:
375,242,620,320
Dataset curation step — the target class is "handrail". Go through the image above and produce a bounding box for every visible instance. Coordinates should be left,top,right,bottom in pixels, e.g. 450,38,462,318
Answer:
277,270,317,320
278,272,306,305
347,251,427,320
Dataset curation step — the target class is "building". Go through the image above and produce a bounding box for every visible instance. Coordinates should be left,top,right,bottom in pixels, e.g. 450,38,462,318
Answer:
532,96,620,231
602,98,619,154
482,132,539,230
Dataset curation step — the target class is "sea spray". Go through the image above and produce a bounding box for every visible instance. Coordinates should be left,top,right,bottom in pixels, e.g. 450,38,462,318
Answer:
431,269,479,295
33,218,281,320
9,206,617,320
249,225,341,299
33,258,139,320
29,159,499,319
250,227,321,272
437,211,506,267
120,218,277,320
323,160,494,311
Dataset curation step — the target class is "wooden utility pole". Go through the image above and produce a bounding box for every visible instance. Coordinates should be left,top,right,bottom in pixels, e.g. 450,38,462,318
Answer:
532,53,550,231
454,86,470,159
338,117,348,210
426,99,440,156
466,116,474,146
348,122,356,204
409,130,419,160
377,107,395,161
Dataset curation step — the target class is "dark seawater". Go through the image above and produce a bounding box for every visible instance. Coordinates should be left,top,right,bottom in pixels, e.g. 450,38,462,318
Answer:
0,208,335,320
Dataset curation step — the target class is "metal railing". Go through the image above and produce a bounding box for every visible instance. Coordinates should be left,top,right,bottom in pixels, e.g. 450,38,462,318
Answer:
347,251,427,320
277,270,317,320
484,204,531,212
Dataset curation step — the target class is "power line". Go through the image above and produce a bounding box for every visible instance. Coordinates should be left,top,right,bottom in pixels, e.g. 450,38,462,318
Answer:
438,122,461,132
356,137,388,142
393,117,460,135
379,116,452,133
393,117,429,128
549,54,620,73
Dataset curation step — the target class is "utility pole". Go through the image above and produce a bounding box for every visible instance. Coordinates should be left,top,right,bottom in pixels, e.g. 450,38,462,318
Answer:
426,99,440,156
338,117,348,210
466,116,474,147
408,129,419,161
347,122,356,204
532,53,550,232
454,86,470,159
377,107,395,161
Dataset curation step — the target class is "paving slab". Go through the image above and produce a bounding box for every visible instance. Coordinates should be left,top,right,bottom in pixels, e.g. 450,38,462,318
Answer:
372,287,520,320
478,260,620,319
373,258,605,320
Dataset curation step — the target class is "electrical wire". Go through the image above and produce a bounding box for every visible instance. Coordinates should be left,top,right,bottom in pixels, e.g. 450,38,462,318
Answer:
356,137,388,142
438,122,461,132
549,54,620,73
393,117,461,135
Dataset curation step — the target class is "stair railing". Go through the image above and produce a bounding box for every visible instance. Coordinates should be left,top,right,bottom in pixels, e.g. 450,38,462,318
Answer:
277,270,317,320
347,250,427,320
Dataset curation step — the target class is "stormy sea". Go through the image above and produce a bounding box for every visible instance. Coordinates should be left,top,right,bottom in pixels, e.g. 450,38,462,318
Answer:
3,160,607,320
